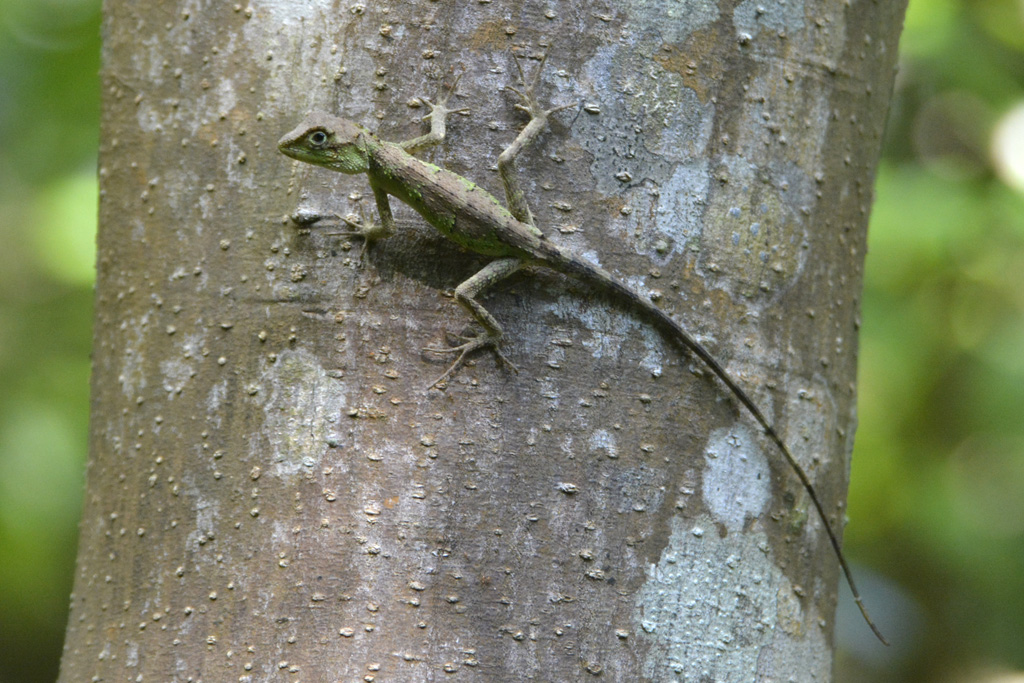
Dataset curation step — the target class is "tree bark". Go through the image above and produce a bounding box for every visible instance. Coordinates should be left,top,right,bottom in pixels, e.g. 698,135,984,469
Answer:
61,1,905,680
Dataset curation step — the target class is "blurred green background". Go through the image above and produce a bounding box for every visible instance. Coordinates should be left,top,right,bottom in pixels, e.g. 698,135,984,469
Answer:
1,0,1022,681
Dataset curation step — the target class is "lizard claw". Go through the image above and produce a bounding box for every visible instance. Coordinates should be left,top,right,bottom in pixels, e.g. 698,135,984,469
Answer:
420,100,471,125
324,212,389,261
420,72,470,123
290,208,373,259
400,70,470,154
506,53,575,122
423,332,518,389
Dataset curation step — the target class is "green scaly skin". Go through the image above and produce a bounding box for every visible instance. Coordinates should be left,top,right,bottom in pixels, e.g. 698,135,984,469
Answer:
277,61,888,645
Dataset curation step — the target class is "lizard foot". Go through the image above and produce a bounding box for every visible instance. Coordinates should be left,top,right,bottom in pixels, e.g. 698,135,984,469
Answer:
324,212,390,261
506,53,576,123
423,332,519,388
290,208,376,261
420,72,471,126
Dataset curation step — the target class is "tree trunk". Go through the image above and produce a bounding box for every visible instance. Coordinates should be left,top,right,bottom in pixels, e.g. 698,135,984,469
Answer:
61,1,905,680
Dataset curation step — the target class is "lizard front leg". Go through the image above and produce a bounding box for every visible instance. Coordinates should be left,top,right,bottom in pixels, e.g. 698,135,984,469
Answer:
424,257,523,387
499,55,575,226
322,183,396,259
424,58,570,387
400,74,469,155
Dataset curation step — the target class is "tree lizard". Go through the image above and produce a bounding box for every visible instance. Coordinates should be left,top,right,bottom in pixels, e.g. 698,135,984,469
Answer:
278,57,887,645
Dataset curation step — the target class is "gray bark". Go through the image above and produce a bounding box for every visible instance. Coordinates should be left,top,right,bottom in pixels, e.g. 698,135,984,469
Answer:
61,1,905,681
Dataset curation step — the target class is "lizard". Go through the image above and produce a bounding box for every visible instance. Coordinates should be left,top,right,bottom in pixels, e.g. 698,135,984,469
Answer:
277,56,888,645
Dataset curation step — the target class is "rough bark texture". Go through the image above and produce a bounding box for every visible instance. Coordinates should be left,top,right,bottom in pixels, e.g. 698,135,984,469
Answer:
61,1,905,681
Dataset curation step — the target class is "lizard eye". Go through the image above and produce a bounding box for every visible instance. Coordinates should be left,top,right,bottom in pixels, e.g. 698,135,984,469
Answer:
308,131,328,146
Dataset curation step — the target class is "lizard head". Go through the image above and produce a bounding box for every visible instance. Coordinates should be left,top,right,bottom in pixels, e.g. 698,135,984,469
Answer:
278,113,371,174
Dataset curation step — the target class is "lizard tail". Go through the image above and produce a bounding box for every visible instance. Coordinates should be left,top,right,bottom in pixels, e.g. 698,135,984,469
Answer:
537,240,889,645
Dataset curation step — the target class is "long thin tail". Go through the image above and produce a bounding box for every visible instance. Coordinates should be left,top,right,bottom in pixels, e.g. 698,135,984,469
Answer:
544,243,889,645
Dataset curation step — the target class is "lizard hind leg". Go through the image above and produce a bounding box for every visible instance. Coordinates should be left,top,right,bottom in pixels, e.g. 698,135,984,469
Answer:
424,257,523,388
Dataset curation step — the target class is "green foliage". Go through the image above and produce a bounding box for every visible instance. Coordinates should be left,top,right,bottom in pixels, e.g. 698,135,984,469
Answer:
844,0,1024,678
0,0,100,681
